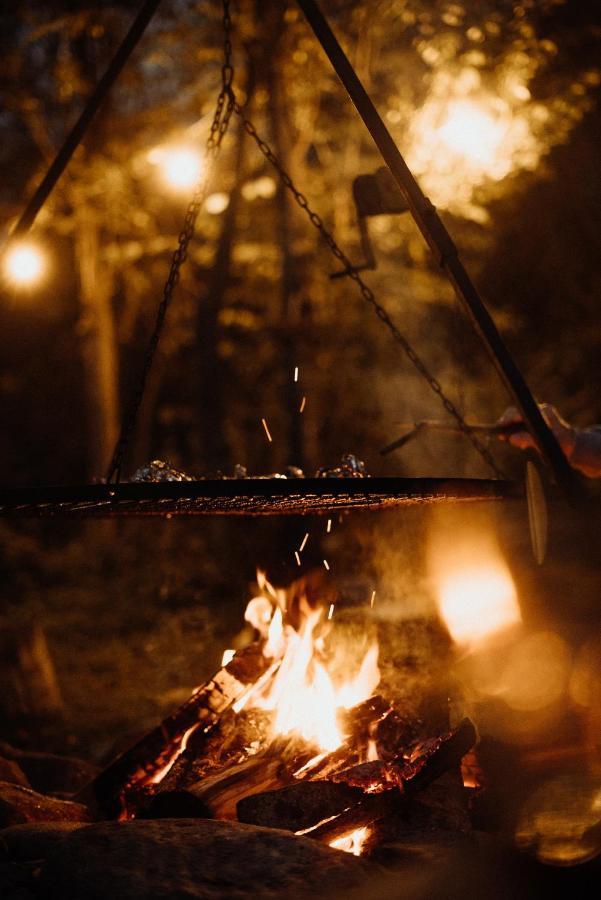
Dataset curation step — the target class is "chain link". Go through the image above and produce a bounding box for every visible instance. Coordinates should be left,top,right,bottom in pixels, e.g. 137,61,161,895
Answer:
233,102,505,479
108,0,503,482
105,2,235,483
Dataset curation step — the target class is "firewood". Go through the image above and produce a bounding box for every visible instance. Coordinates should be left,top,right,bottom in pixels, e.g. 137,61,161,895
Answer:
305,719,477,846
237,780,364,832
146,754,289,821
305,791,397,843
77,642,276,818
0,781,91,828
329,718,476,796
337,694,390,742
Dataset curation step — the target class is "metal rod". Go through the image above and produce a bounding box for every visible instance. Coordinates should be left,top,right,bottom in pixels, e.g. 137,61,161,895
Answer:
296,0,579,496
380,419,523,456
5,0,163,244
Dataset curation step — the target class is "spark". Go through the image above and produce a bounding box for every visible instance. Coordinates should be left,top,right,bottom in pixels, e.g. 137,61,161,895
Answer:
327,603,335,620
370,590,376,609
261,418,273,442
299,396,306,413
326,519,332,533
294,366,299,382
295,551,301,567
299,532,309,552
323,559,330,571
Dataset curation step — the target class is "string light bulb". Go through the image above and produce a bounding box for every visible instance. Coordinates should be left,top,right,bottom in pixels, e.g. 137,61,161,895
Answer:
3,241,46,287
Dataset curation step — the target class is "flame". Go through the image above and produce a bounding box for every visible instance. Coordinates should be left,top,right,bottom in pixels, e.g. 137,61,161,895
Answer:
148,723,197,785
244,573,380,752
428,518,521,646
221,648,235,667
329,826,371,856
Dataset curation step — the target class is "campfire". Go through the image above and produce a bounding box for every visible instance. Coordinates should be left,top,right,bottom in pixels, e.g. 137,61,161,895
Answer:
75,569,476,860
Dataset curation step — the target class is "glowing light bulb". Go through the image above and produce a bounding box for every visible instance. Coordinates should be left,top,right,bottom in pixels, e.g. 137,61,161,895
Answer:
148,145,204,191
3,242,46,287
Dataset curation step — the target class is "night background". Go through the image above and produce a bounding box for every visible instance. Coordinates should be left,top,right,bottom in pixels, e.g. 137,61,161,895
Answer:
1,0,601,895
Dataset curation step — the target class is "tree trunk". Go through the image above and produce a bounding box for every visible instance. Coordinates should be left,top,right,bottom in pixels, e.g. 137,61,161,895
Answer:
196,115,248,473
266,12,304,470
74,201,120,480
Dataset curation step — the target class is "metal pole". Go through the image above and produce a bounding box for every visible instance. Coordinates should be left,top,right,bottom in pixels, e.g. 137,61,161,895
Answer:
5,0,163,245
296,0,579,495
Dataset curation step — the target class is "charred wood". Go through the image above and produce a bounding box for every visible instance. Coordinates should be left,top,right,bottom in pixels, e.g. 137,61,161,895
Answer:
237,780,364,832
304,791,397,843
146,755,288,821
77,643,274,818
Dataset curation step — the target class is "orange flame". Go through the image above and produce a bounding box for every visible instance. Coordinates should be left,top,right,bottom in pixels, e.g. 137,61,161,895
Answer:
244,572,380,752
329,826,371,856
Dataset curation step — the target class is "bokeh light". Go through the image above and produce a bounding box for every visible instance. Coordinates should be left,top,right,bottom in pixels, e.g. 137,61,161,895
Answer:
429,517,521,647
148,145,204,191
516,775,601,866
3,241,46,287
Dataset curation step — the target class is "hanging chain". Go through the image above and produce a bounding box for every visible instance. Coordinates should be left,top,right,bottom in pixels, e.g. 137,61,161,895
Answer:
232,102,505,479
105,2,235,483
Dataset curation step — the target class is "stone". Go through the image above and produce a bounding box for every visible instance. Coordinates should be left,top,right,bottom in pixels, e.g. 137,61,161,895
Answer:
0,822,88,861
0,743,98,796
38,818,375,899
0,758,29,789
0,782,91,829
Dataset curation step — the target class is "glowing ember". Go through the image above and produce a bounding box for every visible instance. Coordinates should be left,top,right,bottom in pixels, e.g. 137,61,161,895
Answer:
329,826,371,856
148,723,197,785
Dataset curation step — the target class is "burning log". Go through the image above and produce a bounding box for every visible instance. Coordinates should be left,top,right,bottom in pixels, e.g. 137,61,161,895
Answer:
78,642,276,818
146,735,318,821
232,719,477,846
237,780,364,832
146,755,288,821
304,719,476,846
329,718,477,796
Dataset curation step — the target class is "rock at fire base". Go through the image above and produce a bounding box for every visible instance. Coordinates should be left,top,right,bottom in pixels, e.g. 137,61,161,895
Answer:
0,742,99,795
38,818,375,900
0,782,91,828
0,821,87,861
0,757,29,789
